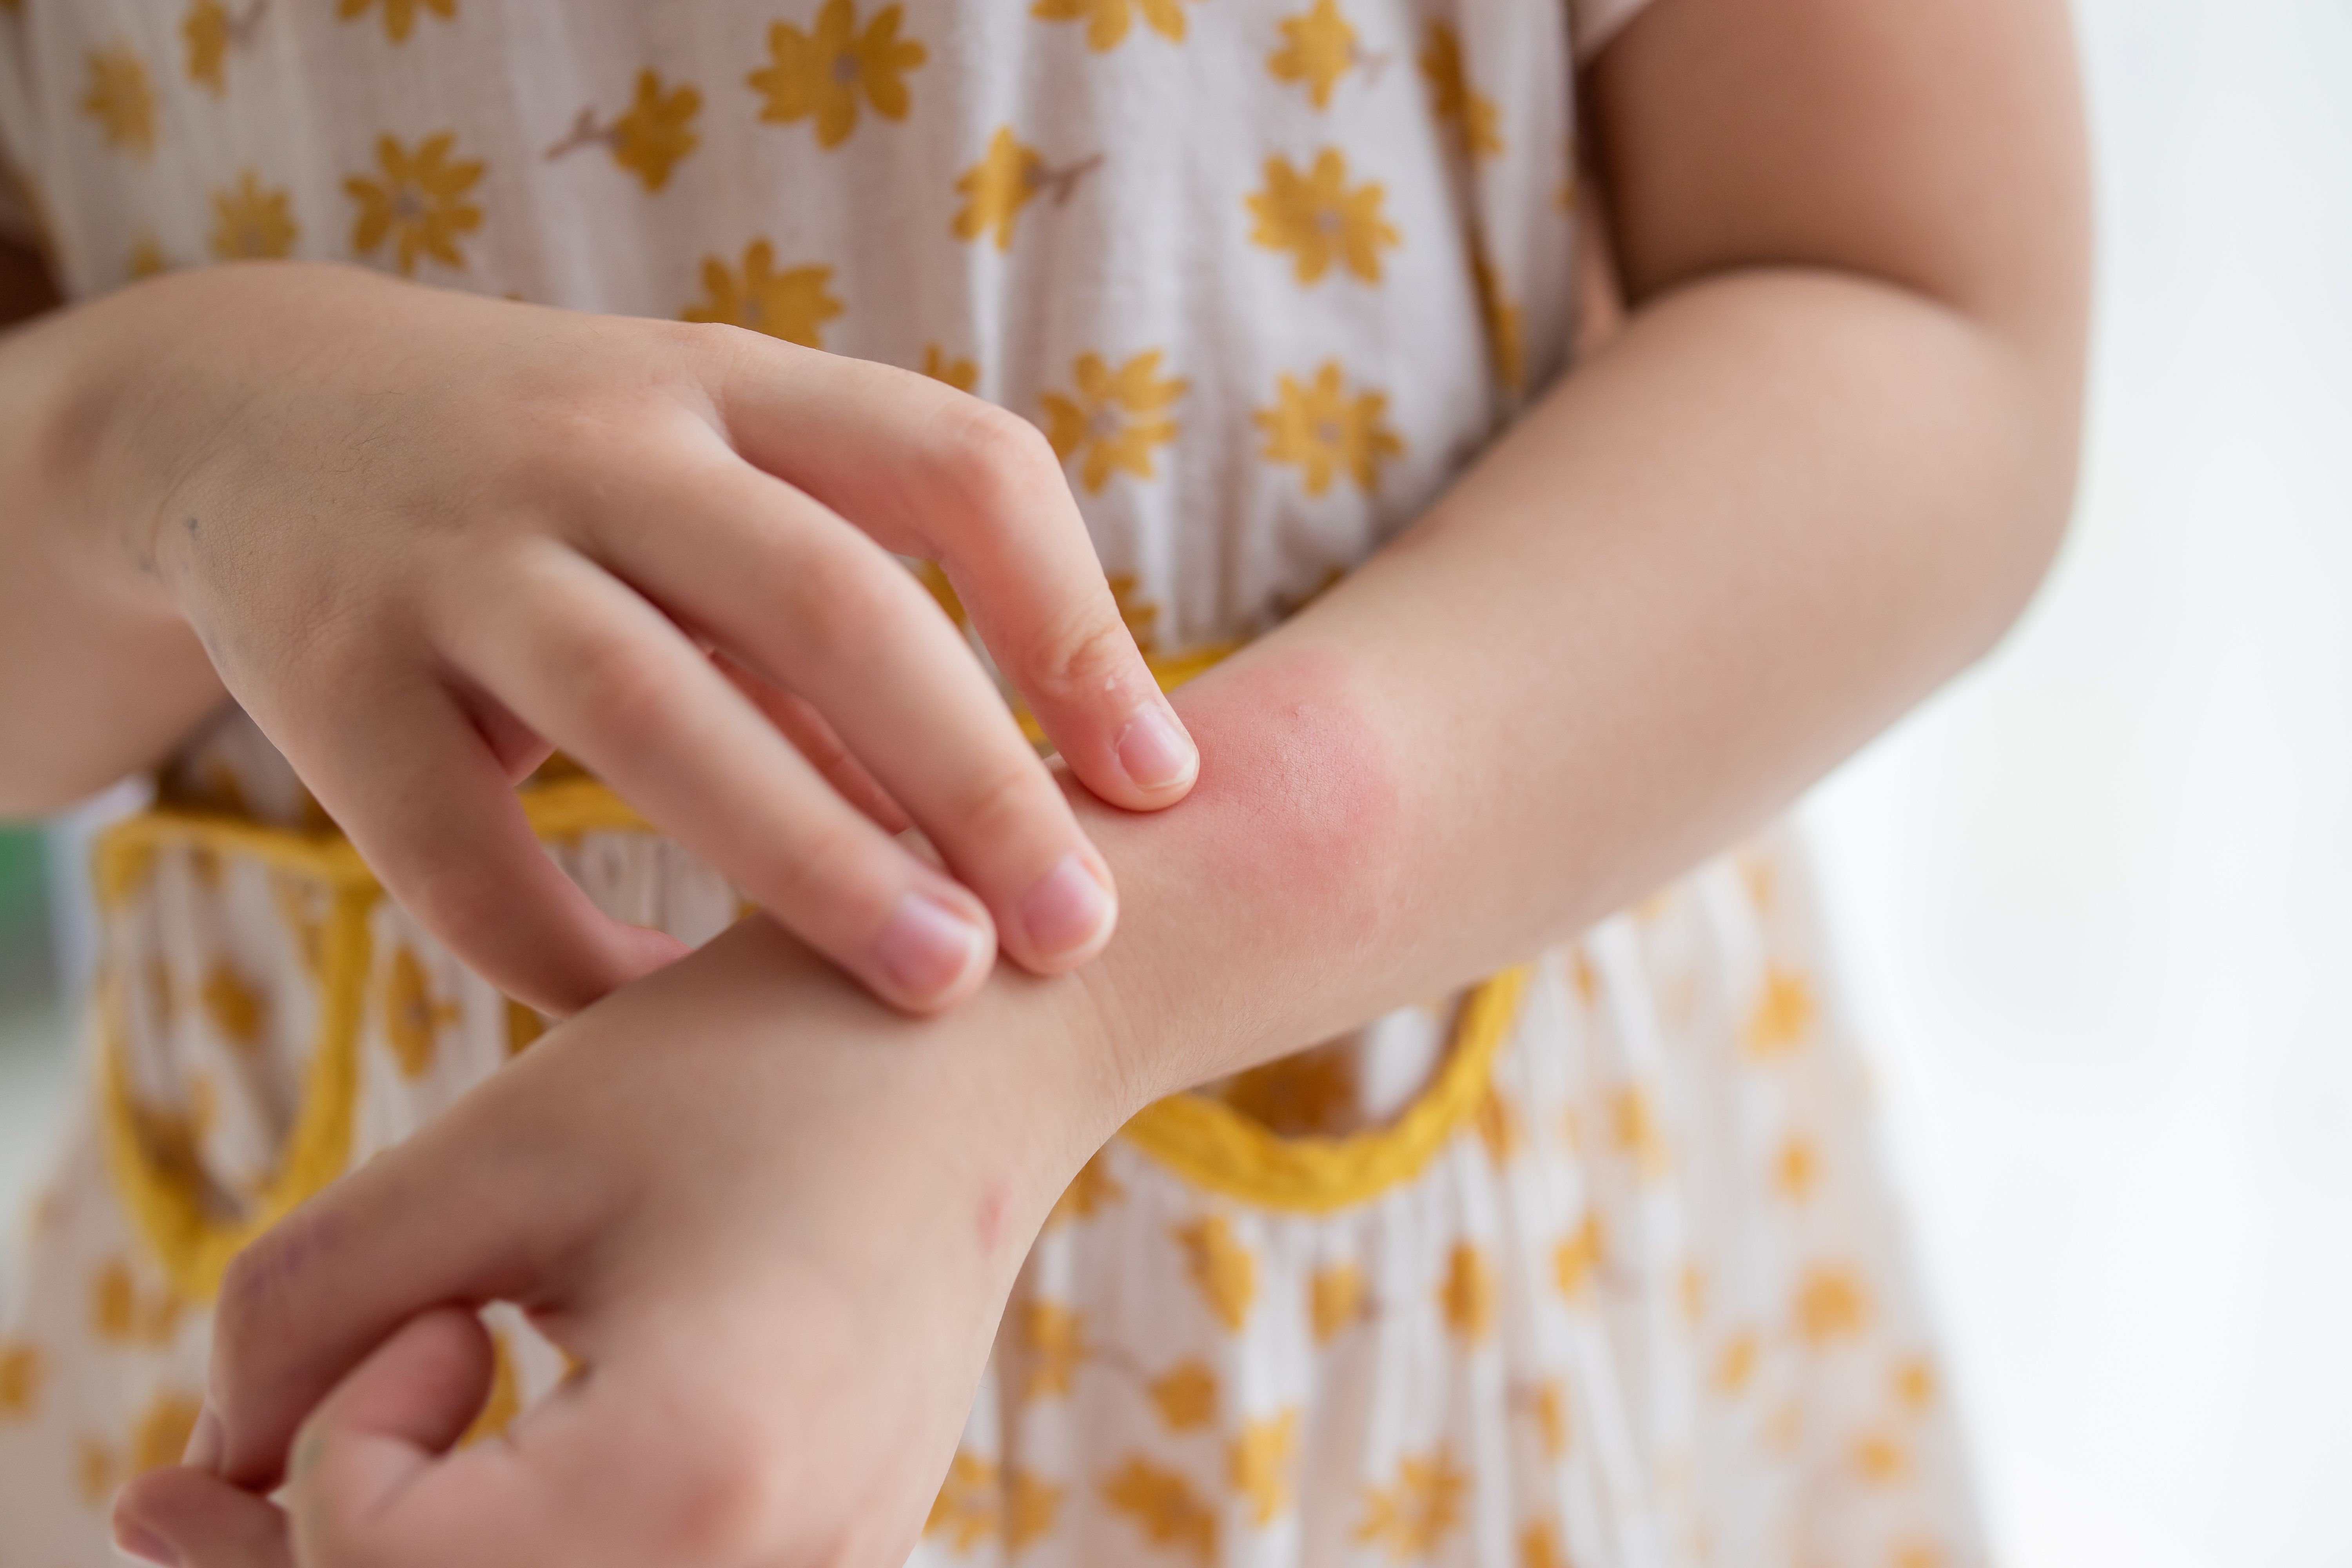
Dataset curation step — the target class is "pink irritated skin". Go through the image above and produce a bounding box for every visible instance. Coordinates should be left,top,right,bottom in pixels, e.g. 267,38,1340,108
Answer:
1068,643,1414,1108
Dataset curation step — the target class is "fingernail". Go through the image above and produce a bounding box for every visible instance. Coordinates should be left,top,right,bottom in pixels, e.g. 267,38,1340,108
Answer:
1116,704,1198,793
874,891,987,1000
181,1401,222,1473
1022,852,1114,960
115,1514,181,1567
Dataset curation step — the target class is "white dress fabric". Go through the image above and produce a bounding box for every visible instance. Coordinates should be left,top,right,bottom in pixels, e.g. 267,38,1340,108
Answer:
0,3,1984,1566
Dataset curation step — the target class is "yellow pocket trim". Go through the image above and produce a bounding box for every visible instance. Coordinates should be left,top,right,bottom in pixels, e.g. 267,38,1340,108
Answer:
1118,965,1530,1214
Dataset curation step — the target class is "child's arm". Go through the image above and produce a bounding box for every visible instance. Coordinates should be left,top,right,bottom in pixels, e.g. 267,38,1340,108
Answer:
133,0,2087,1561
0,265,1200,1014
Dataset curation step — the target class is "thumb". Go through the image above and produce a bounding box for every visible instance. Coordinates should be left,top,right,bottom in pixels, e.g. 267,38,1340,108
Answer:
114,1466,294,1568
197,1090,601,1492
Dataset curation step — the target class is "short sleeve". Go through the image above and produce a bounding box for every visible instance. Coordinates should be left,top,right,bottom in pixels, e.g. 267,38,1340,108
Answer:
1569,0,1656,63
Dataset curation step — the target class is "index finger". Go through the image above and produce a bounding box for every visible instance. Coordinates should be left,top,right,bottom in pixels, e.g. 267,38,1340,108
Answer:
697,331,1200,810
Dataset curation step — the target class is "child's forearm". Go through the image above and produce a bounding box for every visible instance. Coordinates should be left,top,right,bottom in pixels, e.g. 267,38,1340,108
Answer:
1077,267,2083,1108
0,279,226,815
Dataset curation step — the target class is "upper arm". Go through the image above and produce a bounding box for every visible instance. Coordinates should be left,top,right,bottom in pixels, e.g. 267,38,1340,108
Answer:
1584,0,2091,362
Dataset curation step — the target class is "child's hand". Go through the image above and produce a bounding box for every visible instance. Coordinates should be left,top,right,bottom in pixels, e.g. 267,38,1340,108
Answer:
75,263,1196,1014
111,911,1126,1568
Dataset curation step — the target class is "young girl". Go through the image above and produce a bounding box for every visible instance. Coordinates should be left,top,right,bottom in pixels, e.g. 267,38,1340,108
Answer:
0,0,2087,1563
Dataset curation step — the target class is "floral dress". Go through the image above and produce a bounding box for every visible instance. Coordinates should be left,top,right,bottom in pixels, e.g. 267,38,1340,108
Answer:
0,2,1985,1565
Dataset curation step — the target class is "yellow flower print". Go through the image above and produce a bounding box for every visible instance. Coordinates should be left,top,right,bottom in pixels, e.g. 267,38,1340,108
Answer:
1419,23,1503,158
922,343,979,393
1892,1542,1947,1568
346,132,487,276
131,1389,205,1477
506,996,546,1056
1254,362,1404,497
1745,966,1817,1059
1773,1132,1820,1202
1714,1328,1759,1394
1471,249,1526,394
1102,1456,1217,1564
184,0,264,96
82,45,158,159
338,0,456,45
385,944,457,1079
925,1451,1000,1552
210,170,299,261
913,559,969,628
1018,1300,1089,1397
546,71,703,193
1003,1470,1064,1550
1793,1263,1872,1346
1353,1447,1468,1560
91,1256,183,1346
1045,1150,1123,1227
271,875,328,976
681,240,844,348
1681,1261,1707,1324
1523,1521,1571,1568
951,127,1102,251
1852,1428,1910,1486
0,1339,47,1420
1269,0,1366,110
1439,1241,1495,1345
1228,1408,1298,1526
1892,1354,1938,1411
1174,1214,1256,1331
201,960,267,1051
458,1330,521,1447
76,1435,116,1506
750,0,926,150
1553,1212,1604,1299
1033,0,1198,53
1148,1360,1217,1430
1310,1261,1366,1343
1528,1378,1569,1458
1247,149,1399,286
1609,1084,1670,1179
127,236,171,279
1040,349,1186,494
1471,1085,1521,1163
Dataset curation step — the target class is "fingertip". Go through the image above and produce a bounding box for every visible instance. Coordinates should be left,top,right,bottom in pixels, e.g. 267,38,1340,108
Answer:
869,888,995,1012
1112,702,1200,802
1012,851,1118,975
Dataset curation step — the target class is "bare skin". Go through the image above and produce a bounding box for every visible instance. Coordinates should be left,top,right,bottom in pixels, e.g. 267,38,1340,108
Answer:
62,0,2090,1559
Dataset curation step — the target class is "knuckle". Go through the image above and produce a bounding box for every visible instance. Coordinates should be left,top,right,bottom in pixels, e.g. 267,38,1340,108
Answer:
559,622,680,753
925,400,1065,532
945,757,1053,853
639,1404,778,1564
1024,595,1141,708
784,544,906,670
746,816,873,928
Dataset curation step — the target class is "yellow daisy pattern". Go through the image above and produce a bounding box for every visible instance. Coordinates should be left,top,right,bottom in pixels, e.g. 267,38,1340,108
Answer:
90,1257,183,1347
345,131,487,276
1102,1455,1217,1564
1032,0,1198,53
924,1450,1000,1552
129,1390,205,1478
1529,1378,1569,1458
200,960,265,1049
1523,1520,1572,1568
1471,249,1527,393
1040,349,1187,494
951,126,1099,251
0,1339,45,1420
546,71,702,193
1229,1408,1299,1526
209,170,299,260
1254,361,1405,497
1147,1360,1217,1430
1246,148,1400,286
682,240,843,348
338,0,456,45
1173,1214,1256,1332
1553,1212,1604,1299
182,0,261,96
1419,22,1503,158
1746,966,1818,1059
1794,1263,1872,1347
1019,1299,1089,1398
1310,1261,1367,1343
1268,0,1360,110
1354,1447,1468,1560
127,236,171,279
81,45,157,159
921,343,979,393
748,0,926,150
1440,1241,1495,1345
385,944,457,1080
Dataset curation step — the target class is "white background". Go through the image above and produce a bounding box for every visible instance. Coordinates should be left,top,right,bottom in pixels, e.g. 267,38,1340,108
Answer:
5,1,2350,1563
